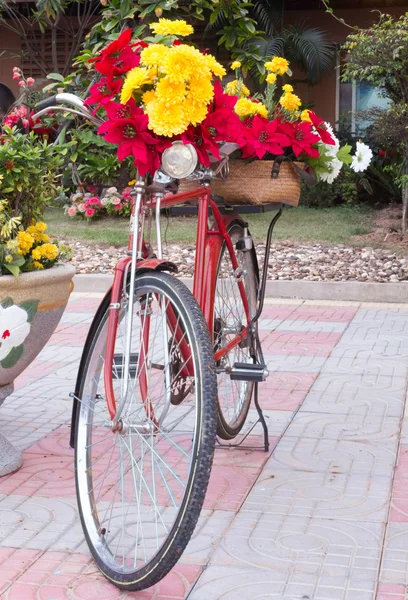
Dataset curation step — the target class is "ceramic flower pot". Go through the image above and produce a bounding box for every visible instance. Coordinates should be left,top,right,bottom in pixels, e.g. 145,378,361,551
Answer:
0,263,75,476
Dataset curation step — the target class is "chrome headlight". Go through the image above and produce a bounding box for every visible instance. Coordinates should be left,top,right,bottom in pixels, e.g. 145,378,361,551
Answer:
161,141,198,179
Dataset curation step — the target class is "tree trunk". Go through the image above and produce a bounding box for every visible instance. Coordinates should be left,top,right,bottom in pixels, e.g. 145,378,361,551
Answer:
402,156,408,235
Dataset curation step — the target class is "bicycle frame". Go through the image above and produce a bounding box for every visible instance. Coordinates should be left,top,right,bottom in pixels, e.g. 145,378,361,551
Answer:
105,181,253,424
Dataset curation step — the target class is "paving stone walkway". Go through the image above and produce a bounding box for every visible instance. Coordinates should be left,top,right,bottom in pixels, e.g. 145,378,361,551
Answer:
0,293,408,599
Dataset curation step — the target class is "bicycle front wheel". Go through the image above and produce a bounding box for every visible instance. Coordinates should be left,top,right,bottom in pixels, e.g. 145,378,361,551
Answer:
74,272,217,591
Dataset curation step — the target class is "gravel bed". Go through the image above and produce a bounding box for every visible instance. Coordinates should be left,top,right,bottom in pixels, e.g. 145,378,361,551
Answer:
69,240,408,283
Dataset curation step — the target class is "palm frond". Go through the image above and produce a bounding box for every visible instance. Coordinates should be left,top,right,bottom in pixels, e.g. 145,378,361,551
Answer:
204,12,229,37
282,23,335,85
250,0,284,37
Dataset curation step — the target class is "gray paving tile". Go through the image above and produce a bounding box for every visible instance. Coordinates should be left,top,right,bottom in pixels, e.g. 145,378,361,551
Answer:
275,320,348,334
242,466,392,523
269,436,398,475
300,373,407,418
380,523,408,586
285,412,401,444
265,354,328,373
322,356,408,378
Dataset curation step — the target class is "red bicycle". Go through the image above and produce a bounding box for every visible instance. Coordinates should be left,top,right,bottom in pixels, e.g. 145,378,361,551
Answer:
34,93,276,591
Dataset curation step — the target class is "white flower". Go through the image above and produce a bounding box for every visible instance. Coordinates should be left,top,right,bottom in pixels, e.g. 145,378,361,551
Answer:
105,187,118,195
77,203,86,213
351,141,373,173
0,305,30,362
100,197,109,206
324,123,340,157
319,158,343,184
111,196,121,206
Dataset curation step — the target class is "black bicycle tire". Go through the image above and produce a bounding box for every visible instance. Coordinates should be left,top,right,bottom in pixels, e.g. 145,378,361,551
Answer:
214,222,259,440
74,272,217,591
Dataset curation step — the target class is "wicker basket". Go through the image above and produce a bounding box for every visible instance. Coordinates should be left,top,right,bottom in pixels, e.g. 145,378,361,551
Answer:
211,159,304,206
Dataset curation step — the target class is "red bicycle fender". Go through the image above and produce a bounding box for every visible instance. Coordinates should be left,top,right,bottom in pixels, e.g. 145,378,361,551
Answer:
136,258,178,273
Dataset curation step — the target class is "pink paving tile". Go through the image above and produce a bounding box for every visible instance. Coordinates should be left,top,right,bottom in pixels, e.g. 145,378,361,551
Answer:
7,426,265,513
260,331,342,357
214,436,278,468
65,298,101,313
204,462,262,511
0,548,41,596
48,324,91,346
1,549,202,599
377,584,407,599
13,361,69,391
262,305,357,323
390,445,408,522
257,372,317,411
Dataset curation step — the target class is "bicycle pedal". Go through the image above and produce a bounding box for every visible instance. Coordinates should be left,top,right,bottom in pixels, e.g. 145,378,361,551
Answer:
229,362,269,382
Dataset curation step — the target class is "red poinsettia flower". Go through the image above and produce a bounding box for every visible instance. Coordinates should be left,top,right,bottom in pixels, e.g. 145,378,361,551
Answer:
104,98,140,121
213,80,238,111
84,77,122,108
308,111,335,145
203,108,243,143
93,29,141,77
98,106,168,176
181,124,221,167
240,115,290,159
278,121,320,158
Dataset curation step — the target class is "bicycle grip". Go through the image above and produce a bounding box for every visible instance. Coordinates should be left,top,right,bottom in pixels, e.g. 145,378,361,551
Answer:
36,96,57,111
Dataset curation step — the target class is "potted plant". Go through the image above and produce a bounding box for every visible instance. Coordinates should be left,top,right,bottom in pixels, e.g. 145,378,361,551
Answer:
0,101,75,476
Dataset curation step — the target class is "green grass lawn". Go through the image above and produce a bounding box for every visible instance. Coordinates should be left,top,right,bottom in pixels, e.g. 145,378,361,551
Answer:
44,205,374,247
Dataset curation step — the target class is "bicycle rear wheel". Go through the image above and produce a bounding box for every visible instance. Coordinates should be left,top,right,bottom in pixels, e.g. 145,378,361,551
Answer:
214,222,259,439
74,272,216,591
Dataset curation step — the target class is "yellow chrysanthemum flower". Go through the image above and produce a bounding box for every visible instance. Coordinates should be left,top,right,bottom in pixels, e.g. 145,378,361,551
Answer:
156,77,187,104
140,44,170,68
266,73,277,84
204,54,226,79
225,80,250,98
234,98,260,118
34,221,47,233
37,243,59,261
31,260,44,270
265,56,290,75
26,224,49,243
183,97,209,126
301,109,312,122
282,84,293,93
189,76,214,105
145,100,189,137
256,103,268,118
231,60,241,70
280,92,301,112
142,89,156,105
17,231,34,255
120,67,151,104
162,45,211,82
150,19,194,37
31,247,42,261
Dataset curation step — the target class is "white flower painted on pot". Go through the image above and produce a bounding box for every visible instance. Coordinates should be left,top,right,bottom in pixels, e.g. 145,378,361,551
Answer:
0,304,30,362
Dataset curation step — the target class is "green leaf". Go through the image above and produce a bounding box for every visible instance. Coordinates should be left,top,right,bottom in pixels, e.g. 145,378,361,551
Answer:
4,263,20,277
18,299,39,323
337,145,353,165
1,344,24,369
46,73,64,82
0,297,13,309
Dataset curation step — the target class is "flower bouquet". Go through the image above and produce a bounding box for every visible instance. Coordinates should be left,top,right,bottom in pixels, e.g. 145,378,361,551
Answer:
87,19,372,206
